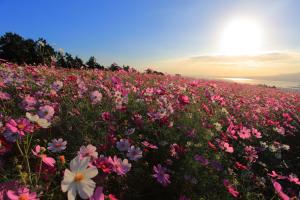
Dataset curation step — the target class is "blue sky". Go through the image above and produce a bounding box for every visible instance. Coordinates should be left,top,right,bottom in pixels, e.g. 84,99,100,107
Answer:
1,0,300,76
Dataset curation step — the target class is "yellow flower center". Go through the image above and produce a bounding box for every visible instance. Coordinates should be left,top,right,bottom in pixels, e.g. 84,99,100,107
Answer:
18,194,29,200
74,172,84,182
17,124,25,130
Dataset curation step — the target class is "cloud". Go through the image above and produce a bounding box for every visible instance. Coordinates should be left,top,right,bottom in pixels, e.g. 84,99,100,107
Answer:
157,51,300,77
189,51,300,64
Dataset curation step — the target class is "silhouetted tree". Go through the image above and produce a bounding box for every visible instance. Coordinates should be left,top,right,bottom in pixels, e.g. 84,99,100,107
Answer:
73,56,83,69
0,32,132,70
109,62,121,71
35,38,55,65
0,32,55,65
0,32,27,64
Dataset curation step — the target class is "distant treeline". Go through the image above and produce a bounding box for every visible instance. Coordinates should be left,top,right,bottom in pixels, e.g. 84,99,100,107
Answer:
0,32,164,75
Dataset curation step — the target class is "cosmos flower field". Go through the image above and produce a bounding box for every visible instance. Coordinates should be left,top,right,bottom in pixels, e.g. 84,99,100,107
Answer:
0,63,299,200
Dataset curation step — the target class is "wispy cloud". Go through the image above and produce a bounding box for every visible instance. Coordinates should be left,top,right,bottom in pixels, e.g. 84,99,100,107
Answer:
189,51,300,63
157,51,300,77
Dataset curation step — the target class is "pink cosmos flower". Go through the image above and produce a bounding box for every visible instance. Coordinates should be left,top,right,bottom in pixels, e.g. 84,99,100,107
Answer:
238,127,251,139
268,171,287,180
78,144,98,160
32,145,56,167
37,105,55,120
223,142,234,153
90,90,102,104
244,146,258,163
101,112,111,121
6,186,38,200
272,180,290,200
141,141,158,149
251,128,262,138
178,95,189,105
223,179,239,198
170,143,186,158
51,80,63,91
234,162,248,170
288,174,300,185
94,156,114,174
5,118,33,137
20,95,37,111
152,164,171,186
0,91,11,100
108,156,131,176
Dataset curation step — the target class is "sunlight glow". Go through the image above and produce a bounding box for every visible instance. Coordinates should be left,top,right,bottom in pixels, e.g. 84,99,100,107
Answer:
219,18,263,55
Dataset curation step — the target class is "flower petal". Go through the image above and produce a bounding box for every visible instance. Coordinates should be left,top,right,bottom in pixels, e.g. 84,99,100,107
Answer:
82,167,98,179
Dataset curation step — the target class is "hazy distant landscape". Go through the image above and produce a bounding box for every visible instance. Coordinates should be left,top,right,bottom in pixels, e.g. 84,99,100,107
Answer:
220,76,300,90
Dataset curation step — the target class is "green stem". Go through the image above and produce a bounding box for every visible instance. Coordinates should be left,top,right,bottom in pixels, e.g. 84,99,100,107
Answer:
36,159,43,185
16,139,24,156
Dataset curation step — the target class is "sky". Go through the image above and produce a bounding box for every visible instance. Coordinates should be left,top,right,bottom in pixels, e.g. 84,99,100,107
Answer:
1,0,300,78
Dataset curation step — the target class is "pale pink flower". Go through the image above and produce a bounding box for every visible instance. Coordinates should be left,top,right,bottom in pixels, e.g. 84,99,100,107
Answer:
32,145,56,167
238,127,251,139
223,142,234,153
251,128,262,138
47,138,67,153
38,105,55,120
51,80,63,91
20,95,37,111
127,146,143,161
78,144,98,160
90,90,102,104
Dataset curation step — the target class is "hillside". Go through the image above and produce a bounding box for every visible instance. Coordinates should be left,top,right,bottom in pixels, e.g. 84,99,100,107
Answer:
0,63,300,200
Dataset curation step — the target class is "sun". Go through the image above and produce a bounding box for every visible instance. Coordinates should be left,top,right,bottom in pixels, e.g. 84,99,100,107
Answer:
219,18,263,55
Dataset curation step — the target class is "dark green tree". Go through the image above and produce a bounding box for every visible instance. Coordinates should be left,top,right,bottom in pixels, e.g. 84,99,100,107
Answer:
86,56,105,70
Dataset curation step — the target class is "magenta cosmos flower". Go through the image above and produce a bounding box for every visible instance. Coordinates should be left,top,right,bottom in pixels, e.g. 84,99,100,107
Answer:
6,187,39,200
178,95,189,105
152,164,171,186
223,179,239,198
5,118,33,137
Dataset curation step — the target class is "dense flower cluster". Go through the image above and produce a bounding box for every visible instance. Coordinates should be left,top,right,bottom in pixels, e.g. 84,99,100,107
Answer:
0,63,299,199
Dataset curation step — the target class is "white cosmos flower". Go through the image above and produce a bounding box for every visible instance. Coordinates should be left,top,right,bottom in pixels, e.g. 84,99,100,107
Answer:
61,156,98,200
26,112,51,128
